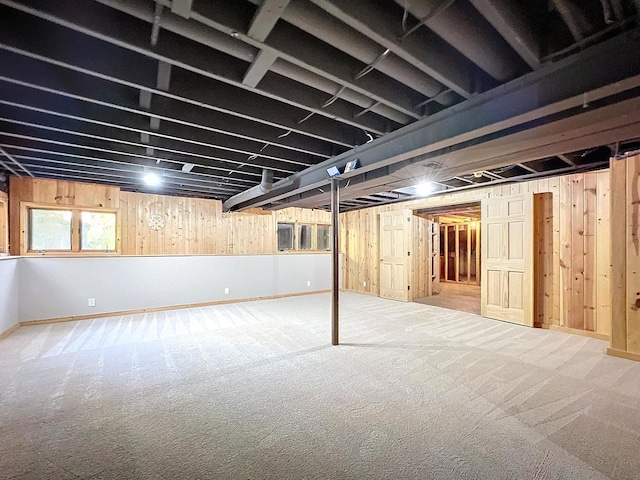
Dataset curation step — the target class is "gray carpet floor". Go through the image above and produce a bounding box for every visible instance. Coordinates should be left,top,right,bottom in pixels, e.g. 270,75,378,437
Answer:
1,292,640,479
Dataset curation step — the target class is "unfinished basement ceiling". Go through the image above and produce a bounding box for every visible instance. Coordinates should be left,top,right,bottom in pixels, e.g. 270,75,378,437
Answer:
0,0,639,211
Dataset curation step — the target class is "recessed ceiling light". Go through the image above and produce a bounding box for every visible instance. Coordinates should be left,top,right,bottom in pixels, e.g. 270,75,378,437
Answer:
415,182,434,196
144,172,161,187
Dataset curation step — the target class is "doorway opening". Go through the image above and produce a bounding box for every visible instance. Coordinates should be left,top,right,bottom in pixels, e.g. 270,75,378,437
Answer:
413,203,481,315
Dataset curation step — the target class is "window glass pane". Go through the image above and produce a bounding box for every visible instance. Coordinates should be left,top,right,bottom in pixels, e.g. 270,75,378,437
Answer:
277,223,294,251
317,225,330,250
30,209,72,250
81,211,117,251
298,224,313,250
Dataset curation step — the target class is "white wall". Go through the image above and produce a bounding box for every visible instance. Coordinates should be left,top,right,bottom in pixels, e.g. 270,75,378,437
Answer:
0,257,19,335
19,254,338,322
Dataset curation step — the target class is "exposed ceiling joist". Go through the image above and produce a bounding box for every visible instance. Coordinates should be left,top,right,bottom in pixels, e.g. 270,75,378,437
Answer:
186,0,425,119
242,49,279,88
247,0,292,42
0,0,379,144
170,0,193,19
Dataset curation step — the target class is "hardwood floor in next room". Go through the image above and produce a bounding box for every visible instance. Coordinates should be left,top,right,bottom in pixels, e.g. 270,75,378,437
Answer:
414,282,481,315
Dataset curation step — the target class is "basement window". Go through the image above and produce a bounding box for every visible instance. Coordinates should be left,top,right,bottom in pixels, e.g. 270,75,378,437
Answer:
80,211,117,251
29,208,73,251
298,224,313,250
277,223,294,251
23,203,119,255
277,222,331,252
317,225,330,251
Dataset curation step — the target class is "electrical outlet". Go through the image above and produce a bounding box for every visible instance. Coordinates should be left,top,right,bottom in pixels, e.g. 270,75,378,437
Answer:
306,281,311,286
224,287,229,295
363,281,367,287
88,298,96,307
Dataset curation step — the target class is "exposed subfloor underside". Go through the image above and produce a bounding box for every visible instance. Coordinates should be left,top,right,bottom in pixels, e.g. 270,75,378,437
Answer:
414,282,481,315
1,293,639,479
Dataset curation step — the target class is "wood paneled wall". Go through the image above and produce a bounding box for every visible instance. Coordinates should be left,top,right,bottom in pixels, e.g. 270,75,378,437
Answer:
9,177,330,256
8,173,613,339
9,177,119,255
0,191,7,254
340,170,611,338
609,155,640,362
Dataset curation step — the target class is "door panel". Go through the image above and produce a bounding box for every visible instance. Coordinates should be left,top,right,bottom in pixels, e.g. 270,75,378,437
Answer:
429,220,440,294
380,210,411,301
481,193,534,326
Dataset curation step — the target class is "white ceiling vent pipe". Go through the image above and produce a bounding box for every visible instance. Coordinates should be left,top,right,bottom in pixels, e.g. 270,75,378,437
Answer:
259,168,274,193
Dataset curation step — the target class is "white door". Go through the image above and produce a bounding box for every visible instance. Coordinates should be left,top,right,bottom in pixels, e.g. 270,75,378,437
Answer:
481,193,534,326
380,210,412,301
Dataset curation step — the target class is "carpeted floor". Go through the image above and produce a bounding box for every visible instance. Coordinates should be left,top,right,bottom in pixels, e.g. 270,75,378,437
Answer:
1,292,640,479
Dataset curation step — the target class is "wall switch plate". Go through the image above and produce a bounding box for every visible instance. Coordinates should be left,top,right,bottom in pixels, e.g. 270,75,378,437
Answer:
307,281,311,286
224,288,229,295
363,281,367,287
88,298,96,307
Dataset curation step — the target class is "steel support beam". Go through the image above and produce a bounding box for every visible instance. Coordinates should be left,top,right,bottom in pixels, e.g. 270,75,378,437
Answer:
330,177,339,346
247,0,291,42
223,28,640,211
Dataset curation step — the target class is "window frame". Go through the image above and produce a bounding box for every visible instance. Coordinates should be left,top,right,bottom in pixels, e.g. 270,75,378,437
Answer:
276,221,331,253
21,202,120,255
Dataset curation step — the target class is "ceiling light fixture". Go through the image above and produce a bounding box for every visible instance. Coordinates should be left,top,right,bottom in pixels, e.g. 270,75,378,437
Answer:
415,181,435,196
144,172,161,187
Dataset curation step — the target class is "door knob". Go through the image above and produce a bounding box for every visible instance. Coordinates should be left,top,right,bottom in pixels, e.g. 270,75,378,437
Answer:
635,298,640,309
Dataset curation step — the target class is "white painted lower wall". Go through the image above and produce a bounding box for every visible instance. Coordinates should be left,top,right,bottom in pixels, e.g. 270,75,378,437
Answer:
18,254,338,323
0,257,19,335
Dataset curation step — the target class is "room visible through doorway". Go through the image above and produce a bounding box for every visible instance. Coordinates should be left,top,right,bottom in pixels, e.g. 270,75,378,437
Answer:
413,203,481,315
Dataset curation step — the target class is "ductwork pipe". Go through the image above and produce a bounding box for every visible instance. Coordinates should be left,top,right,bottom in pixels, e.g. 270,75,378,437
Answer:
551,0,596,42
259,168,274,193
393,0,525,81
281,1,449,100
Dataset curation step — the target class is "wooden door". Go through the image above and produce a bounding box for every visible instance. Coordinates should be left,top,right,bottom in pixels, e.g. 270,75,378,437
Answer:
429,220,440,295
380,210,412,301
481,193,534,326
